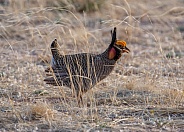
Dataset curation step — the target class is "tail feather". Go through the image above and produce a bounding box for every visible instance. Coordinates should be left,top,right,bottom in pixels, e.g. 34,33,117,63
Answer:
45,67,52,72
51,39,59,49
44,77,62,86
50,39,62,60
44,70,68,86
44,77,56,82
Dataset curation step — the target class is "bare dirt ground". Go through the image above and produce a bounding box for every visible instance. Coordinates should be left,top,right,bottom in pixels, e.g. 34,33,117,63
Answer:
0,0,184,131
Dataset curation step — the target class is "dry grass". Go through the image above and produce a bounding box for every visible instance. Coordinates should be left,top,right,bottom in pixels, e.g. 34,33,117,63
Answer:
0,0,184,131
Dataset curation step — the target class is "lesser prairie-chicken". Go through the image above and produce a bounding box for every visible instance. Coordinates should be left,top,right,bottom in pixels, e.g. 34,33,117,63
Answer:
44,27,130,106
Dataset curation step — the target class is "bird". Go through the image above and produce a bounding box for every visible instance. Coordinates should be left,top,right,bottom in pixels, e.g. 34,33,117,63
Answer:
44,27,130,106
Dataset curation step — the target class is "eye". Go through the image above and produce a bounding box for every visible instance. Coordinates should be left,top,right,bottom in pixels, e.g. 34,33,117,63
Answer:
118,45,124,49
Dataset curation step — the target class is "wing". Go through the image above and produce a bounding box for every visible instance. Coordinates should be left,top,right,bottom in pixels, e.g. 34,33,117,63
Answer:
44,53,92,87
44,53,116,90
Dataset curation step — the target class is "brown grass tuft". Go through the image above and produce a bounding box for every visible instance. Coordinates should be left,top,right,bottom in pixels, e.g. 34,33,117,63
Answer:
29,102,56,122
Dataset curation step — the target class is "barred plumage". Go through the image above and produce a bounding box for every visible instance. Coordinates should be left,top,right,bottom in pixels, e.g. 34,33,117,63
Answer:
44,27,130,106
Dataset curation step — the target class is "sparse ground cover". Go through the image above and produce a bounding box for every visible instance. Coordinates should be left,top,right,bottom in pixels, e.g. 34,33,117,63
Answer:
0,0,184,131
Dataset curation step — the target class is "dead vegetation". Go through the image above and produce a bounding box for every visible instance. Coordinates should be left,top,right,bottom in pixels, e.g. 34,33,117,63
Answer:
0,0,184,131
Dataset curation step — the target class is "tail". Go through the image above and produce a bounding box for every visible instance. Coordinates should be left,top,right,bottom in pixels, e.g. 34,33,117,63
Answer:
50,39,61,60
45,39,61,73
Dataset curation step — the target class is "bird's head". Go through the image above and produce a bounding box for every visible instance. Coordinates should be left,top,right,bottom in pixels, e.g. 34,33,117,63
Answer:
108,27,130,60
114,40,130,53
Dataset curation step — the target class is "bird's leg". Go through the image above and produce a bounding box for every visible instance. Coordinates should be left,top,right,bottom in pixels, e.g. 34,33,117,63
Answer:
58,82,67,104
77,91,83,107
71,87,75,98
80,94,84,106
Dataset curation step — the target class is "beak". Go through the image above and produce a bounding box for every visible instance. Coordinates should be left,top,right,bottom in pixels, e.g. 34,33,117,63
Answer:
122,46,130,53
